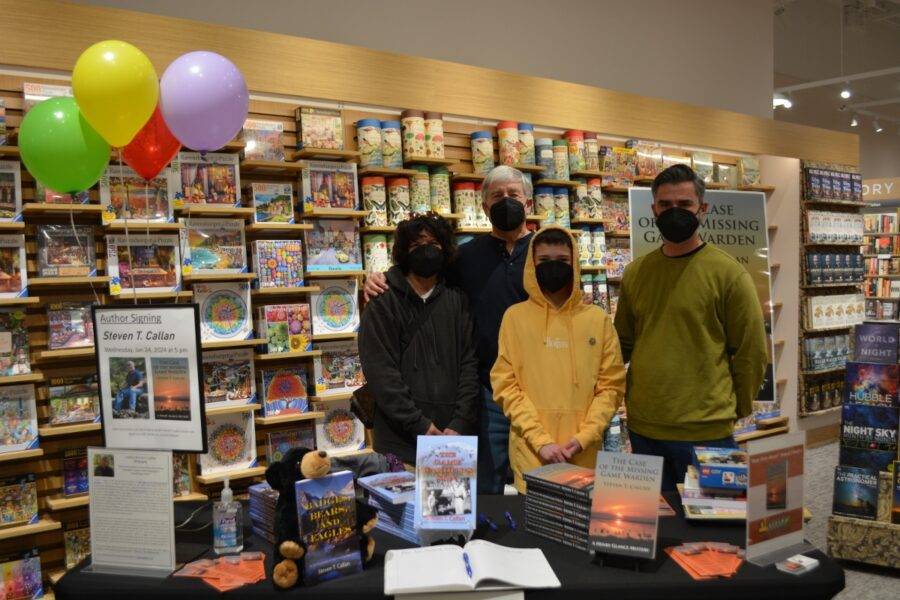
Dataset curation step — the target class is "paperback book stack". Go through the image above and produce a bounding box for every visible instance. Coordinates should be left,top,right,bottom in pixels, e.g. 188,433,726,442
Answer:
358,471,417,544
677,447,748,521
522,464,593,552
248,481,278,544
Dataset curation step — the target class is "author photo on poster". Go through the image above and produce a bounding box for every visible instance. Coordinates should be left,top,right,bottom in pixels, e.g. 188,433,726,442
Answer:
93,453,115,477
110,358,148,419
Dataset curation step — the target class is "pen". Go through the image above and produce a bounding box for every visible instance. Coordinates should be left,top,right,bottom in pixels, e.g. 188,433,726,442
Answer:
462,552,473,578
478,513,498,530
504,511,517,531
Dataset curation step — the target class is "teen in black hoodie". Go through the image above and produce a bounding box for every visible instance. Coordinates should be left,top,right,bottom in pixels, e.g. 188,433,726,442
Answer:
358,215,479,464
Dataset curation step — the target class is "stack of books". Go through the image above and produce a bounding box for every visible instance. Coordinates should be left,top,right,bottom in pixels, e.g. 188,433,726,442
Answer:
523,464,594,552
678,447,748,521
358,471,418,544
248,481,278,543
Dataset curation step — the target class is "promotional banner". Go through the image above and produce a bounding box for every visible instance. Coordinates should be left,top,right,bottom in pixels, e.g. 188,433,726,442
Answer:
92,305,206,452
628,188,776,412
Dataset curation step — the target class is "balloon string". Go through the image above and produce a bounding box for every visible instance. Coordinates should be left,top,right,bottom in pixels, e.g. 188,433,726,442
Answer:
70,208,102,308
117,148,138,306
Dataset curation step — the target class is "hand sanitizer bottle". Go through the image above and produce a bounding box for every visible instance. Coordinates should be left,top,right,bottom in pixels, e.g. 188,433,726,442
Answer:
213,478,243,554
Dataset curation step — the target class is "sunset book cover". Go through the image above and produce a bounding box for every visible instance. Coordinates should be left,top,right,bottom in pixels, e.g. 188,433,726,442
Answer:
589,452,663,559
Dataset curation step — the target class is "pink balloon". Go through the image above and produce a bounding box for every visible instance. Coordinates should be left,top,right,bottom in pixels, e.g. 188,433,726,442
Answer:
159,51,249,152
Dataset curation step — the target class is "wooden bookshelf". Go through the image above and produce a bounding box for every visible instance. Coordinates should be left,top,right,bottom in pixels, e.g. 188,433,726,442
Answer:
109,290,194,301
183,273,258,283
22,203,104,216
570,218,606,226
0,221,25,231
735,425,789,443
38,422,102,438
239,159,305,175
451,173,485,183
34,347,95,361
44,495,88,512
205,402,261,417
358,166,419,178
602,185,630,194
251,286,320,296
174,492,210,503
404,157,457,167
28,276,110,287
245,222,313,234
738,184,776,193
196,466,266,485
311,332,358,342
513,163,546,174
570,170,613,179
526,214,548,222
292,148,360,161
201,338,266,351
255,349,322,362
359,226,396,234
0,145,20,157
803,199,866,207
309,392,354,403
0,372,44,386
581,265,605,273
176,205,256,219
304,270,366,278
302,208,369,219
0,448,43,463
255,411,325,426
456,227,491,234
534,179,580,189
0,518,61,541
104,221,183,232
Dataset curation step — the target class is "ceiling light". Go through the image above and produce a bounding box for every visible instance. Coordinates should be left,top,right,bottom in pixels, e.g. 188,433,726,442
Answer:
840,86,852,100
874,120,883,133
850,114,859,127
773,92,792,109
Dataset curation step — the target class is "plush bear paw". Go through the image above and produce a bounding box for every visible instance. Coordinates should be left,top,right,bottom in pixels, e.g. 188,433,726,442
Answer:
273,559,299,588
361,515,377,535
279,540,305,560
365,536,376,562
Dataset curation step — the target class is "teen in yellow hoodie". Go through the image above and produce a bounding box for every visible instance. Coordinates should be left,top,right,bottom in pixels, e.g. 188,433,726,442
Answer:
491,226,626,492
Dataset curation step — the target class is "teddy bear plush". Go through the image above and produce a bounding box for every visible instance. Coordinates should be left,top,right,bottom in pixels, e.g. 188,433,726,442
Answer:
265,447,378,589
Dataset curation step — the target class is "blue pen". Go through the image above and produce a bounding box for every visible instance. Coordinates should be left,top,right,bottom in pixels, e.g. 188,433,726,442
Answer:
462,552,473,578
504,511,517,531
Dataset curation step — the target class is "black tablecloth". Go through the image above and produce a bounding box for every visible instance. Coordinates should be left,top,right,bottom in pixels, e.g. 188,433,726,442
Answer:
55,493,844,600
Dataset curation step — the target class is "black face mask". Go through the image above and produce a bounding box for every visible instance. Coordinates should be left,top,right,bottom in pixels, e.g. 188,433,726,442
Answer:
489,197,526,232
655,207,700,243
535,260,573,293
407,244,443,278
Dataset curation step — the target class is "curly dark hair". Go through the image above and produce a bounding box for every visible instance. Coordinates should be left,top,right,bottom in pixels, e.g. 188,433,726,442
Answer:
392,213,456,274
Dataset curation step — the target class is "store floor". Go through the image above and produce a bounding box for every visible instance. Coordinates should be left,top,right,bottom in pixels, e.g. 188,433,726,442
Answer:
804,442,898,599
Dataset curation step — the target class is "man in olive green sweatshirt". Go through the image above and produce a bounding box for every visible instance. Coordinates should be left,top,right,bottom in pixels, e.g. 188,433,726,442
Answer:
614,164,768,491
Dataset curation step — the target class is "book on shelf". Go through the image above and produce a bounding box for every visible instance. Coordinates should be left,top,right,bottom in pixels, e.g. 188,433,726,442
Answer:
832,465,878,520
296,107,344,151
194,281,253,343
295,470,361,584
802,333,849,372
256,303,312,354
48,374,100,426
251,183,294,224
311,340,364,397
839,403,898,473
0,235,26,298
99,164,174,224
252,239,305,288
173,452,192,497
0,473,38,526
258,367,309,417
201,348,256,408
893,463,900,525
0,309,30,377
265,425,315,464
23,81,71,111
199,409,257,475
180,218,248,276
37,224,97,277
242,118,284,162
692,447,748,493
304,218,363,273
383,540,560,595
64,519,91,570
691,152,714,183
865,298,898,321
34,180,90,204
47,302,95,350
0,384,37,454
0,548,43,599
842,362,898,407
310,279,360,336
170,151,241,208
802,372,844,414
0,99,5,146
737,156,761,187
300,160,359,213
62,448,89,497
713,163,737,187
105,233,181,296
0,160,22,220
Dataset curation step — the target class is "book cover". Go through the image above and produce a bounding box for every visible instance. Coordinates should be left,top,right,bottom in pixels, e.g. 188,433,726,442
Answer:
194,281,253,343
180,218,247,275
312,399,365,455
47,302,94,350
0,160,22,220
64,520,91,570
691,152,714,183
311,279,359,336
201,348,256,408
843,362,898,407
312,340,364,396
0,474,38,527
252,182,294,224
172,152,241,207
62,448,89,497
253,240,304,288
34,180,90,205
48,375,99,426
894,462,900,525
832,465,878,520
305,219,362,272
36,224,96,277
259,367,308,416
297,107,344,150
266,426,316,464
173,452,192,497
358,471,416,505
242,119,284,162
23,81,71,111
0,384,38,454
257,303,312,354
738,157,761,186
150,356,192,421
0,235,26,298
301,161,359,212
414,436,477,533
523,463,595,499
105,233,181,295
854,322,899,364
199,410,257,475
99,164,173,224
0,548,43,599
589,452,663,559
295,470,360,584
839,403,899,473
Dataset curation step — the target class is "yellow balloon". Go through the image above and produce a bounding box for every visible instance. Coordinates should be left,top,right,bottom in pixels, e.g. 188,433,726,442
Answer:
72,40,159,147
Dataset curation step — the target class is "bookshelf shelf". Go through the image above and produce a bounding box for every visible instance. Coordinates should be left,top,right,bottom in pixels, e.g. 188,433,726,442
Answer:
581,265,605,273
456,227,491,234
738,185,776,193
205,402,261,417
358,166,420,178
570,218,605,225
570,170,612,179
800,282,862,289
451,173,485,183
45,495,88,511
196,466,266,485
34,347,95,361
803,242,864,247
0,145,20,157
404,157,457,167
0,448,43,463
359,226,397,233
735,425,789,443
805,325,853,333
29,276,110,287
309,392,354,403
327,447,374,459
239,159,305,175
756,415,789,428
302,208,369,219
255,350,321,362
0,296,38,307
862,232,900,237
512,163,547,174
38,422,102,437
245,222,313,234
602,185,630,194
0,518,61,541
0,221,25,231
201,338,266,350
104,221,183,232
251,286,320,296
605,231,631,238
304,270,366,278
293,148,360,161
800,366,846,376
799,405,842,418
174,492,209,503
183,273,258,283
109,290,194,301
803,199,866,207
526,214,548,222
176,205,255,219
0,372,43,386
312,332,358,342
22,203,103,216
534,179,579,189
255,411,324,426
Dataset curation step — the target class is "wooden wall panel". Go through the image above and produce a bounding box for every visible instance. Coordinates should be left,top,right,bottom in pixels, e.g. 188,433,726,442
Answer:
0,0,857,165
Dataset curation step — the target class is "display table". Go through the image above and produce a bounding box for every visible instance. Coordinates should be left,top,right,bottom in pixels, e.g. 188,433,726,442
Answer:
55,493,844,600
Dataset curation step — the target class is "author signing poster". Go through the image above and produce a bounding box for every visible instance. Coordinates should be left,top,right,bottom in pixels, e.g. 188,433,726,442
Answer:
92,305,206,452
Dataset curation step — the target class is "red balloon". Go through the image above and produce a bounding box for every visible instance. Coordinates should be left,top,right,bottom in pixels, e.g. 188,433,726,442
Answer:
121,105,180,180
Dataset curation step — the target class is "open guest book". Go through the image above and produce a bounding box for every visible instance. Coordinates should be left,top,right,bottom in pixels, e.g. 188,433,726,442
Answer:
383,540,561,595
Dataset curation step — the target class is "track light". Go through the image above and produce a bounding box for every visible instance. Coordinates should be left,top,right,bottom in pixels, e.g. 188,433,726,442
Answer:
840,86,852,100
773,92,792,109
874,120,883,133
850,114,859,127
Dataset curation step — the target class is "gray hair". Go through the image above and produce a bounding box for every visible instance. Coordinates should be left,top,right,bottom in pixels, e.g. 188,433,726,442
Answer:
481,165,532,202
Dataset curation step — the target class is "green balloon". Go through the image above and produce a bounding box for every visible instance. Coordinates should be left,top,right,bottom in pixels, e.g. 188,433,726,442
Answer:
19,97,109,194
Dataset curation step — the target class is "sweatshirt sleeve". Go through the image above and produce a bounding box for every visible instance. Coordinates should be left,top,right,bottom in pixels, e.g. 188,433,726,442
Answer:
358,299,431,436
490,311,554,452
574,316,626,450
613,271,635,363
724,271,769,419
446,298,480,435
